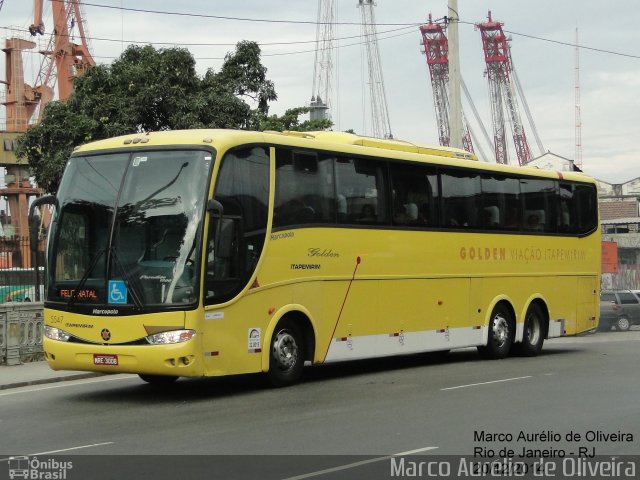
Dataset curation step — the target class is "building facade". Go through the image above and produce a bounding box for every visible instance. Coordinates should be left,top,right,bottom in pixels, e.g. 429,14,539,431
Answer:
530,151,640,289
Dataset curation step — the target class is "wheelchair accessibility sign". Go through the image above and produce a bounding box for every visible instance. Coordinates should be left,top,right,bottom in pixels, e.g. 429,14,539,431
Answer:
108,280,128,304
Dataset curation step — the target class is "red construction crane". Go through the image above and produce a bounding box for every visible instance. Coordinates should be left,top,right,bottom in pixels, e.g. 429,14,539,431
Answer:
30,0,95,114
477,11,531,166
3,0,94,129
1,0,94,266
419,14,474,153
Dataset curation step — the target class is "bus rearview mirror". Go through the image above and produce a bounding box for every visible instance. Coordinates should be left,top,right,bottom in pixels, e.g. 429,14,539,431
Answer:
28,194,56,249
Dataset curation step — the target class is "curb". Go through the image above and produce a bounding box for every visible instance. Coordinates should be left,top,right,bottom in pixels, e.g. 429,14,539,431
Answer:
0,372,105,391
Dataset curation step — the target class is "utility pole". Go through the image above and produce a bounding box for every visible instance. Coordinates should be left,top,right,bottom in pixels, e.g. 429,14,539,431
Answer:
419,14,474,153
447,0,463,149
574,27,582,170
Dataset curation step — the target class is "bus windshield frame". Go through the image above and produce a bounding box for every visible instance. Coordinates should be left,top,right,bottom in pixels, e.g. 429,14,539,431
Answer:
46,147,214,314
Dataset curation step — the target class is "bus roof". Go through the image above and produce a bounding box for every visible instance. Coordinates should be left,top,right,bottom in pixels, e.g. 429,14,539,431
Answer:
268,130,477,161
73,129,474,158
73,129,595,184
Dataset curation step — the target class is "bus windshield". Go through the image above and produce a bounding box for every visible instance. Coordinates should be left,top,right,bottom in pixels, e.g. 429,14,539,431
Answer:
48,149,213,310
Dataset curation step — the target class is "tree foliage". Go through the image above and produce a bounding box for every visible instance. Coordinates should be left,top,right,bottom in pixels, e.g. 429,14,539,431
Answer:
260,106,332,132
17,41,278,193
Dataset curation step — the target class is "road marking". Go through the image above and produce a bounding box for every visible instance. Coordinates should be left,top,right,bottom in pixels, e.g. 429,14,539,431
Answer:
0,442,114,462
441,375,532,391
281,446,439,480
31,442,115,455
549,333,640,344
0,375,135,397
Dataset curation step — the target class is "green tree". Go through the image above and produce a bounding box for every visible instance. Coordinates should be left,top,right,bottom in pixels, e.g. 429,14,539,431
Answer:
16,41,277,193
260,106,333,132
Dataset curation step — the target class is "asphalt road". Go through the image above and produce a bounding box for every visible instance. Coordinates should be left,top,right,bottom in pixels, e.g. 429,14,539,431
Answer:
1,330,639,479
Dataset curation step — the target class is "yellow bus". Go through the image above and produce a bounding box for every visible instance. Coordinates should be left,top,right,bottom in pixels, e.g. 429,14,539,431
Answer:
33,129,600,386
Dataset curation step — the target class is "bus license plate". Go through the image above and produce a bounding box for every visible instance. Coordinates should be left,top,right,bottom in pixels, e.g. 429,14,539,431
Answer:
93,354,118,366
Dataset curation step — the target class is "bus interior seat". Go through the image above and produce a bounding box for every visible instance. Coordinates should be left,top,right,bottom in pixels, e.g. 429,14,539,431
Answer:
336,194,347,222
393,202,417,225
483,206,500,227
559,206,572,230
525,209,545,230
296,206,316,223
404,203,418,221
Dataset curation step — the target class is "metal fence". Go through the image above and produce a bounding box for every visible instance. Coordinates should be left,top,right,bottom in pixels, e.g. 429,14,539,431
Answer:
0,236,45,303
0,236,45,365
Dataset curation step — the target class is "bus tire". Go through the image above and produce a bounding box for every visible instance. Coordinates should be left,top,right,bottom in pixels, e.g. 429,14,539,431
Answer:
267,320,305,387
478,304,514,359
139,374,178,385
515,303,545,356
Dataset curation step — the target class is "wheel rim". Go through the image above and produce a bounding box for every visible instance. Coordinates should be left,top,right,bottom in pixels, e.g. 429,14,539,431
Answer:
526,312,541,345
618,317,630,330
492,313,510,349
272,329,299,371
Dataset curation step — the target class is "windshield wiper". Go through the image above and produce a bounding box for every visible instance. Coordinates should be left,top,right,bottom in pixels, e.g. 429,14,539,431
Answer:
109,248,144,310
134,162,189,212
66,247,144,311
67,247,107,309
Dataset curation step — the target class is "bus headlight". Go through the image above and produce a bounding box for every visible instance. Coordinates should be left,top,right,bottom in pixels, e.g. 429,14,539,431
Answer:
45,326,71,342
145,329,196,345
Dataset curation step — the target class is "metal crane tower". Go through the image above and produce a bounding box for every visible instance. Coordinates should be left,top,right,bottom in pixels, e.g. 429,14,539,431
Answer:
574,28,582,170
419,14,473,153
1,0,94,267
31,0,96,111
309,0,336,122
477,11,531,166
358,0,392,139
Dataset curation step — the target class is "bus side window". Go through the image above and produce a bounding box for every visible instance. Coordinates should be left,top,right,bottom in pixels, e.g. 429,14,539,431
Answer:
575,184,598,233
558,183,576,233
389,162,438,227
335,156,388,225
274,149,335,227
481,174,520,230
521,178,555,233
441,169,481,229
206,146,269,305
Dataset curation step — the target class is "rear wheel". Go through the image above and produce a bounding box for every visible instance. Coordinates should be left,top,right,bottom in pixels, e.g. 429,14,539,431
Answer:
139,374,178,385
267,320,305,387
478,304,514,359
615,316,631,332
515,303,545,356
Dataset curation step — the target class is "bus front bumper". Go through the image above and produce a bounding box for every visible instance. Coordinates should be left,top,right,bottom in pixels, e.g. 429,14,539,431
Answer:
43,337,203,377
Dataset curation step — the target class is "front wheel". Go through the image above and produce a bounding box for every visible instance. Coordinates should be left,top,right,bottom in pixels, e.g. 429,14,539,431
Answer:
139,374,179,385
515,303,545,356
478,304,514,359
267,320,305,387
615,316,631,332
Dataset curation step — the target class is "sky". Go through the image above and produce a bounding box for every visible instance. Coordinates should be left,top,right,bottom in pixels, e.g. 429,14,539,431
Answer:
1,0,639,184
